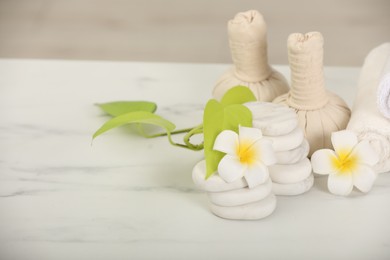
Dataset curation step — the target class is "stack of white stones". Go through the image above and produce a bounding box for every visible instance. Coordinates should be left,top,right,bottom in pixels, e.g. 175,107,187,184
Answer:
192,160,276,220
192,102,314,220
245,102,314,196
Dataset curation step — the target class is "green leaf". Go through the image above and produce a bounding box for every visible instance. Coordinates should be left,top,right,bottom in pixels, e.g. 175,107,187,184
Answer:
96,101,157,117
220,86,257,106
203,100,224,178
203,100,252,179
202,86,256,178
223,104,253,131
92,111,175,140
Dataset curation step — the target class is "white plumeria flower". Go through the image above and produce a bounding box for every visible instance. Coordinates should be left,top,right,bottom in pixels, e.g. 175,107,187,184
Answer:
213,126,276,188
311,130,379,196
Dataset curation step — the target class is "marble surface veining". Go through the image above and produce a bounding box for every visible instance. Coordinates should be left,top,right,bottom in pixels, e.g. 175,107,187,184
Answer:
0,59,389,260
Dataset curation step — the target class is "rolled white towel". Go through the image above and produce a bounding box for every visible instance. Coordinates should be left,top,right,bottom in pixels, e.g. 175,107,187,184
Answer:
347,43,390,173
377,47,390,119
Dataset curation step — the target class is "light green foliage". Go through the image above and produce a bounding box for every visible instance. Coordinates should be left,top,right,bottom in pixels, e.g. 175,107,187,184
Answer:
203,86,256,179
92,111,175,140
220,85,256,106
93,101,202,150
96,101,157,117
92,86,256,166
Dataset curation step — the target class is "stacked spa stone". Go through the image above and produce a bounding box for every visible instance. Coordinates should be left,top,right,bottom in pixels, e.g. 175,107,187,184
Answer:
245,102,314,196
192,160,276,220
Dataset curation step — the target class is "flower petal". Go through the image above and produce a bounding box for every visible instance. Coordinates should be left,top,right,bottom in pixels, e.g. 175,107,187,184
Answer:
331,130,358,155
311,149,338,175
352,164,377,193
252,139,276,166
244,162,269,188
218,154,246,183
213,130,238,155
328,172,353,196
351,140,379,166
239,125,262,144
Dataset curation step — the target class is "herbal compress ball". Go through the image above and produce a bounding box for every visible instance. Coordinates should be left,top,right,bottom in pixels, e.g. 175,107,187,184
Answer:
213,10,289,101
273,32,351,156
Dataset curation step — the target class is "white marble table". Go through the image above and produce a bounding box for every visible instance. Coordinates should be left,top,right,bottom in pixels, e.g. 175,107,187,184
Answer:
0,59,389,260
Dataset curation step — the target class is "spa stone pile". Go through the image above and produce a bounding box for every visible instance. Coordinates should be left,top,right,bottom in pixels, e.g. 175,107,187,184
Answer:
192,102,314,220
192,160,276,220
245,102,313,196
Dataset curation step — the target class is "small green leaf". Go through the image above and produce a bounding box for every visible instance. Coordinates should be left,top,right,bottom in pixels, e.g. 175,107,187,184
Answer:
202,86,256,178
203,100,225,178
96,101,157,117
223,104,252,131
203,100,252,179
93,111,175,140
220,86,257,106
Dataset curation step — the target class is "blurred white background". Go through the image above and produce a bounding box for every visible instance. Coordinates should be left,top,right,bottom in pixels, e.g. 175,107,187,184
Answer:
0,0,389,66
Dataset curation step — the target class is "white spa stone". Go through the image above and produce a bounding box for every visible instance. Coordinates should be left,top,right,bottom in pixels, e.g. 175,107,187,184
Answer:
207,178,272,207
269,158,312,184
209,193,277,220
275,139,310,164
192,160,247,192
272,174,314,196
264,126,304,152
245,102,298,136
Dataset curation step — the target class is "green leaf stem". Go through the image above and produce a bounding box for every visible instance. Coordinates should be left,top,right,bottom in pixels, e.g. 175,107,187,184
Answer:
93,86,256,160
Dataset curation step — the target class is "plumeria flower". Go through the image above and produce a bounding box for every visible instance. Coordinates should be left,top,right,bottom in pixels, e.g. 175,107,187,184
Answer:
311,130,379,196
213,126,276,188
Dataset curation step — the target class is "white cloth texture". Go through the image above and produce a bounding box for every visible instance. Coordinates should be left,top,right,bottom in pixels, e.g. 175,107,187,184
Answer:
347,43,390,174
212,10,289,101
377,44,390,119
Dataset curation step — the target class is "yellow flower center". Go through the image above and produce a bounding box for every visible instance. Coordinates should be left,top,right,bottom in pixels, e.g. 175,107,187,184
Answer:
237,140,257,165
331,149,358,174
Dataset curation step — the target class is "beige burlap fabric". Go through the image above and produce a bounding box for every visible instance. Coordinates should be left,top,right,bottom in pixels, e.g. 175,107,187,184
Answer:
213,10,289,101
274,32,351,156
